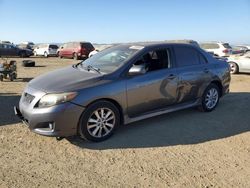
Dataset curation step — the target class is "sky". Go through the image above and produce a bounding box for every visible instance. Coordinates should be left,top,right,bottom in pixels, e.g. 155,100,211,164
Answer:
0,0,250,45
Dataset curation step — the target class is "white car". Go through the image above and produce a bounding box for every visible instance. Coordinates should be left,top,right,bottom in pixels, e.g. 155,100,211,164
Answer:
200,42,232,57
227,51,250,74
33,44,59,57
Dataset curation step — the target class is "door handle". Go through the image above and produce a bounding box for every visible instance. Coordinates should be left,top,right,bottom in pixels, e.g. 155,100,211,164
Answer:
203,68,209,73
167,74,176,79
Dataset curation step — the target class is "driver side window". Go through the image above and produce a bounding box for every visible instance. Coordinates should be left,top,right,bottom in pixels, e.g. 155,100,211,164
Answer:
133,48,171,73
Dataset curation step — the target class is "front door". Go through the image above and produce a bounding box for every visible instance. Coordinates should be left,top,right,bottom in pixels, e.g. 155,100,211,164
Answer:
126,48,178,117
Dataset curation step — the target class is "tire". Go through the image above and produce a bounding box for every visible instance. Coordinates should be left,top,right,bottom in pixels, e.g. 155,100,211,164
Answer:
0,75,3,82
44,52,48,58
78,100,120,142
22,60,35,67
34,51,37,56
229,62,239,74
199,83,220,112
73,53,78,60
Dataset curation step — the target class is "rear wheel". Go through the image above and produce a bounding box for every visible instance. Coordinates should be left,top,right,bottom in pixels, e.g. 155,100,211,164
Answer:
229,62,239,74
199,84,220,112
78,100,120,142
44,52,48,58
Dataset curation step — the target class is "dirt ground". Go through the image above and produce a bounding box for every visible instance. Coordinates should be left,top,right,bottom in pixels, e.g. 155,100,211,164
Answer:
0,57,250,188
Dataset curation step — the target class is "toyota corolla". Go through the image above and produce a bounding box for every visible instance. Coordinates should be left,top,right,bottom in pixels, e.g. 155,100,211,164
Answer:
14,42,231,142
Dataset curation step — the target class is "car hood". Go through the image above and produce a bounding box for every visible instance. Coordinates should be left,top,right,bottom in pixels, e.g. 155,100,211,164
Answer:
28,66,103,93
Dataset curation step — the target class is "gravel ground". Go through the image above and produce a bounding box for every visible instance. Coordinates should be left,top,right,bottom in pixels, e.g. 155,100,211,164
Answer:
0,57,250,188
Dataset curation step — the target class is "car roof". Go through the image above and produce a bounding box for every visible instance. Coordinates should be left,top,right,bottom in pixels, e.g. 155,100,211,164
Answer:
117,41,200,49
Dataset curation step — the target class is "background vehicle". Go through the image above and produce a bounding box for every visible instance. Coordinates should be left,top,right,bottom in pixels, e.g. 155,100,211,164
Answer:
165,39,200,47
56,44,63,56
200,42,232,57
207,52,228,61
0,43,33,57
232,45,249,54
20,41,35,49
0,59,17,81
89,44,113,57
15,43,230,142
33,44,59,57
17,43,33,51
0,40,11,44
227,51,250,74
58,41,95,60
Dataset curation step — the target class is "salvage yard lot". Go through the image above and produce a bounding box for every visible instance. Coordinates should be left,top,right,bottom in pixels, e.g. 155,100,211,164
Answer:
0,57,250,187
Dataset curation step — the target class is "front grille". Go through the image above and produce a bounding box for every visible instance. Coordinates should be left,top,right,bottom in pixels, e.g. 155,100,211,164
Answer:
23,92,35,104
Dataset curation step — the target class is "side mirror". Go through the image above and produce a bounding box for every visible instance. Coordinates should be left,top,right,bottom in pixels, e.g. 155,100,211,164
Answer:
128,64,147,76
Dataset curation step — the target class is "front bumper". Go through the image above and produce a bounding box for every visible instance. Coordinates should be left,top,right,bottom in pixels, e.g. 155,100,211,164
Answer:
15,87,84,137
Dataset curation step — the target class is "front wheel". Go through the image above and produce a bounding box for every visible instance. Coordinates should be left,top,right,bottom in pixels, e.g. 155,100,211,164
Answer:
78,100,120,142
44,52,48,58
199,84,220,112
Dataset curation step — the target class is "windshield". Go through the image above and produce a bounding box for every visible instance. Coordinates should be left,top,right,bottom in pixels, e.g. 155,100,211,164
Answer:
80,45,142,74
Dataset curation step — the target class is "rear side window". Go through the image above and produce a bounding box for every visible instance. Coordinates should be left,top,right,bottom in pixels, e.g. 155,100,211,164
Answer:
200,43,219,49
174,46,200,67
81,43,94,50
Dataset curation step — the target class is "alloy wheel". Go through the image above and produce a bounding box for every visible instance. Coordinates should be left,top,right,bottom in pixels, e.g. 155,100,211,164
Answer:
205,88,219,110
87,108,115,138
230,63,236,73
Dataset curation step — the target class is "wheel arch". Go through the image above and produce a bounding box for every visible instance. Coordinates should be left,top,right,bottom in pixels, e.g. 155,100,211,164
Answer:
82,98,124,125
229,61,239,71
210,80,223,97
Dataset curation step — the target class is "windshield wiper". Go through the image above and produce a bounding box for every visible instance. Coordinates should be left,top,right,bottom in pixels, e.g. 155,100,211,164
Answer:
72,62,82,68
86,65,101,74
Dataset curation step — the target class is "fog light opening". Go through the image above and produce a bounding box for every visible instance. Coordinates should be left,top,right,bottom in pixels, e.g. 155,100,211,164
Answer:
49,123,54,130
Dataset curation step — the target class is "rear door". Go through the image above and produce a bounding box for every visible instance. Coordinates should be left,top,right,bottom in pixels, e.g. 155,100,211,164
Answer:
65,42,73,57
126,47,178,117
173,45,211,103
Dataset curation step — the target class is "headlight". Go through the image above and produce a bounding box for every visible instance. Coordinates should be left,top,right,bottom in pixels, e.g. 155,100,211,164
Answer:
38,92,78,108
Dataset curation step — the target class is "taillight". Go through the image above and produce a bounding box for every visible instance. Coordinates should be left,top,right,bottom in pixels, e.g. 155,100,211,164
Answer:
223,49,229,53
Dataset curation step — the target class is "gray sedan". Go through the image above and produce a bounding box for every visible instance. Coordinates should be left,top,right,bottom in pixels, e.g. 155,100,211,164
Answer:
15,43,231,142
